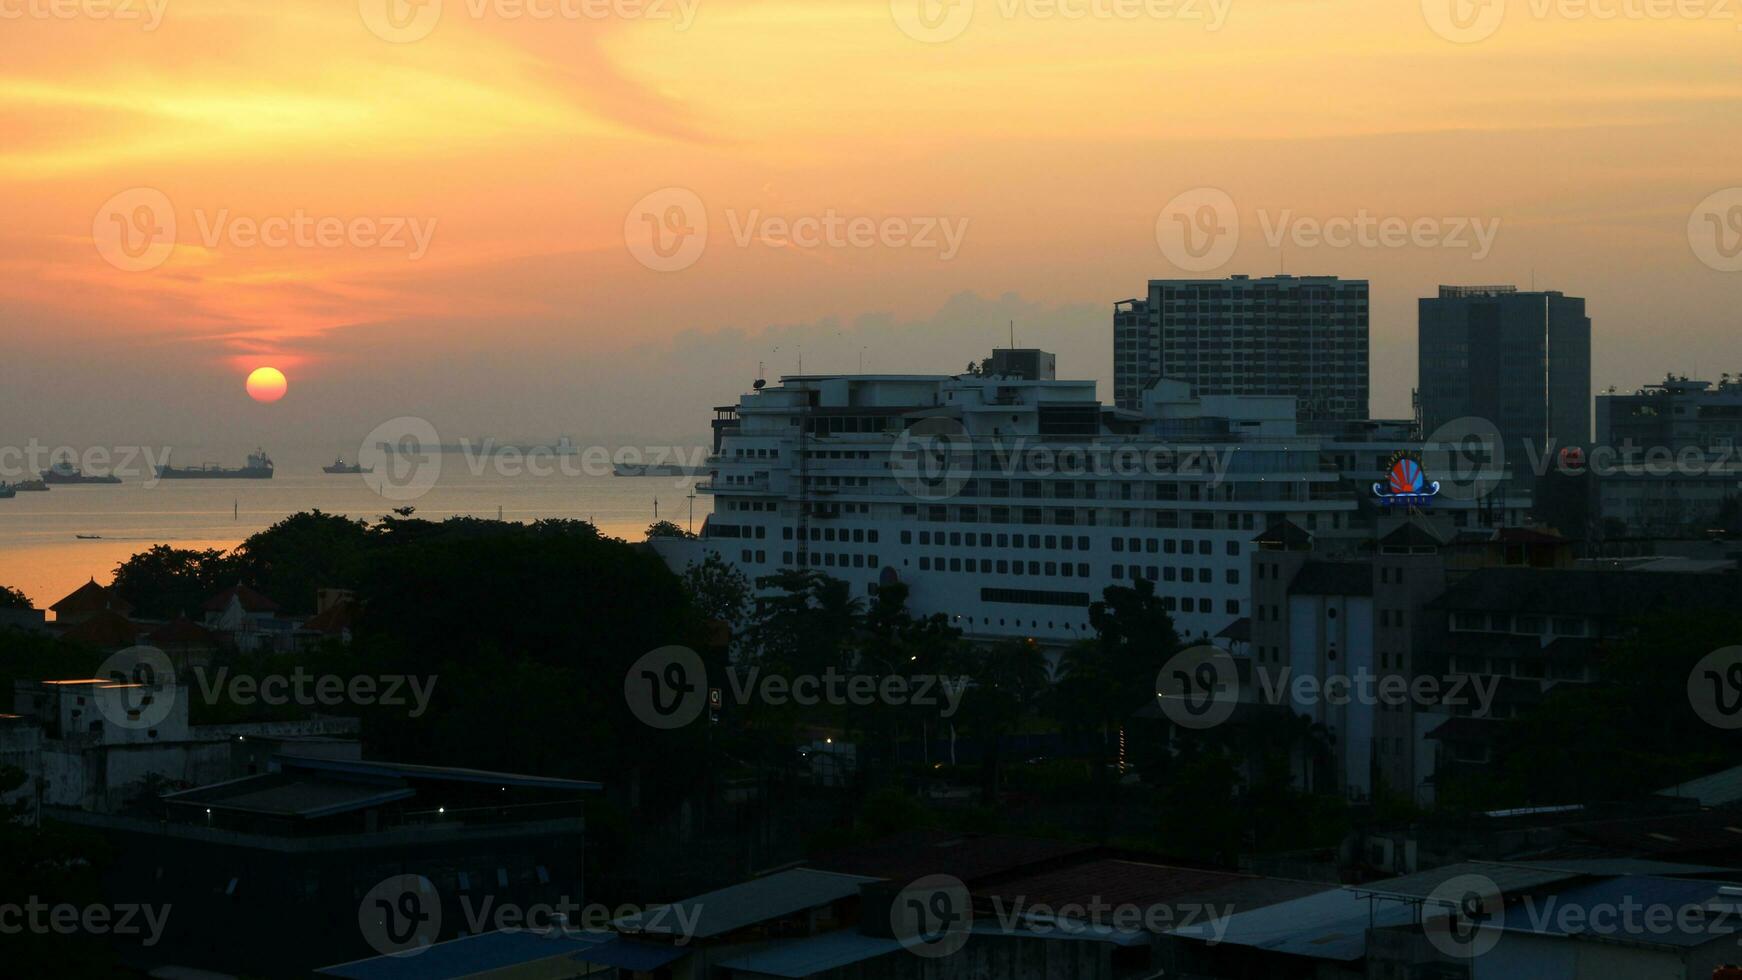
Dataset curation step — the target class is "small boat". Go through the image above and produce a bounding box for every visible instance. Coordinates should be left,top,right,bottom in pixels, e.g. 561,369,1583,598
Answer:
41,452,121,485
76,534,103,540
0,485,14,500
10,479,48,492
323,457,368,475
157,448,274,480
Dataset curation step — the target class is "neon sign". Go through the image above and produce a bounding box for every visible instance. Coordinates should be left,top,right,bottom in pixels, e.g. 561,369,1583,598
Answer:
1372,450,1440,507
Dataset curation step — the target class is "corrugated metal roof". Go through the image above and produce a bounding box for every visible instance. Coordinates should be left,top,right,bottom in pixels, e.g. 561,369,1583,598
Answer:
162,773,416,819
1658,764,1742,808
276,756,602,791
714,930,905,977
1168,887,1413,961
1497,875,1742,948
318,929,612,979
614,868,880,940
980,858,1330,924
568,937,692,971
1352,862,1581,901
1526,859,1734,878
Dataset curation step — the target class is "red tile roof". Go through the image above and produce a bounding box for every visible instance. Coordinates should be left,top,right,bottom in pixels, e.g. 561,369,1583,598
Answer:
58,609,142,649
50,578,133,617
302,601,356,635
203,582,281,614
147,615,217,646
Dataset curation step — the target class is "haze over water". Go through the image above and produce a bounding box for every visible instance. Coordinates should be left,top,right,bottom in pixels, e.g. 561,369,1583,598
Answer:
0,447,711,608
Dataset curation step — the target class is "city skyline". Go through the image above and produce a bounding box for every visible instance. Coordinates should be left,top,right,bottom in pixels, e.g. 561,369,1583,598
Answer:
4,2,1742,449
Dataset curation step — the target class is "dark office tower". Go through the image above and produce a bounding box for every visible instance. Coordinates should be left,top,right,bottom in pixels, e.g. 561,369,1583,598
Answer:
1417,286,1592,458
1113,275,1369,420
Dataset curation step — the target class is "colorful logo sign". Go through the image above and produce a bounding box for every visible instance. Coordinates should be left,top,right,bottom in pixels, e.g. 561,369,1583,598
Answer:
1373,451,1440,507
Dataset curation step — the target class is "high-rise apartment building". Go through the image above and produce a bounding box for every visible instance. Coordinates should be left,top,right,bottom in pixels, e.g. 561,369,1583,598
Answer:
1113,275,1370,420
1417,286,1591,458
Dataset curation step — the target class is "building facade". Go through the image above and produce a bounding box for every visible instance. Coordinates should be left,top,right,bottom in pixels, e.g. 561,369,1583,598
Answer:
1594,375,1742,535
657,349,1532,647
1113,275,1369,420
1417,285,1592,459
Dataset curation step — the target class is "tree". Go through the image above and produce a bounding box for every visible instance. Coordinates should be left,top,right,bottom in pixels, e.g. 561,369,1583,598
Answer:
0,585,31,609
646,520,696,539
952,638,1050,800
1055,578,1182,793
231,510,374,614
744,570,864,678
682,552,751,655
110,545,240,619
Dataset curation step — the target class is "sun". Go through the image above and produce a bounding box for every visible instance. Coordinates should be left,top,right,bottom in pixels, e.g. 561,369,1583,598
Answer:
246,366,288,403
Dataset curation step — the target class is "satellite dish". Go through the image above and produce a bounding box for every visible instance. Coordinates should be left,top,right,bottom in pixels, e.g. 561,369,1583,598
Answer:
753,379,767,390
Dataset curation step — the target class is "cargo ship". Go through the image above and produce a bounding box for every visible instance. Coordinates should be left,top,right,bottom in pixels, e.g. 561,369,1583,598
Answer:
41,453,121,485
613,463,709,477
323,457,368,474
156,449,275,480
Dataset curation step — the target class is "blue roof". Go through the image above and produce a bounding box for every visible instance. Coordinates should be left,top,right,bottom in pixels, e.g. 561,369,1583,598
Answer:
1497,875,1742,948
1169,887,1413,962
715,931,905,977
614,869,879,940
569,937,692,971
318,929,612,979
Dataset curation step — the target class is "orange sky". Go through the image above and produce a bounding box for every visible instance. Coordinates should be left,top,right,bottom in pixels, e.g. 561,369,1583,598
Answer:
2,0,1740,445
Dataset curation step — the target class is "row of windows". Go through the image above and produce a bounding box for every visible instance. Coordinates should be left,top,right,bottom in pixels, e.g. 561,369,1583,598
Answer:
1112,565,1236,585
908,530,1091,550
1115,537,1237,556
780,526,880,543
910,504,1293,532
763,551,880,569
921,556,1092,578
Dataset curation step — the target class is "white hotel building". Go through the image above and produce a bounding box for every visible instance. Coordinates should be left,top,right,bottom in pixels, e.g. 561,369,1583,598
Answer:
654,350,1529,646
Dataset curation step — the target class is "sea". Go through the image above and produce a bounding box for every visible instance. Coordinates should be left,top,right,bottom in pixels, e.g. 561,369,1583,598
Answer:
0,446,713,609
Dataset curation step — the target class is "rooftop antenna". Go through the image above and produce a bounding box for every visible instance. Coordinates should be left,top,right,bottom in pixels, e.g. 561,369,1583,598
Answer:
1009,320,1015,349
